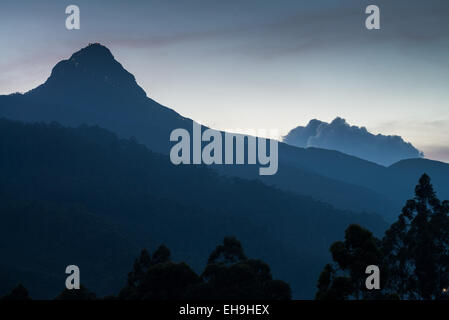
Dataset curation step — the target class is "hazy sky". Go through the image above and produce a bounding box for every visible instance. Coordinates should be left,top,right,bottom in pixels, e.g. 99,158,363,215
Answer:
1,0,449,162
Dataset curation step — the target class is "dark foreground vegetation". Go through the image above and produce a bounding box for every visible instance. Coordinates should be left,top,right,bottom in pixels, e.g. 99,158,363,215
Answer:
2,237,291,300
0,119,386,299
3,174,449,300
1,120,448,300
317,174,449,300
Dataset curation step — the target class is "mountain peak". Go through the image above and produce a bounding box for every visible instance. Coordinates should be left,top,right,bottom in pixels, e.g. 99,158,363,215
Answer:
70,43,115,62
30,43,147,99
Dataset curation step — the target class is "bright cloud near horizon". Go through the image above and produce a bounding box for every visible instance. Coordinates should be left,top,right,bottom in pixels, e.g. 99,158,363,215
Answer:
1,0,449,163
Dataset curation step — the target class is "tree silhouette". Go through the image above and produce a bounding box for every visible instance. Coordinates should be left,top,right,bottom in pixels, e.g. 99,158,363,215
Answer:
55,286,96,300
315,225,386,300
317,174,449,300
119,245,175,299
383,174,449,299
198,237,291,300
152,244,171,265
135,262,201,300
119,237,291,300
1,284,31,300
207,236,247,265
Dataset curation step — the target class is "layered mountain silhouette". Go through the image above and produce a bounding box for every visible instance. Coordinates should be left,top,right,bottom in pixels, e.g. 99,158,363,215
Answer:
1,43,449,299
1,44,187,154
284,117,423,166
0,118,387,298
1,43,448,222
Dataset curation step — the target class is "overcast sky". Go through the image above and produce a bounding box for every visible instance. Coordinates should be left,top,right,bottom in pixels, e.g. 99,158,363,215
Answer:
1,0,448,162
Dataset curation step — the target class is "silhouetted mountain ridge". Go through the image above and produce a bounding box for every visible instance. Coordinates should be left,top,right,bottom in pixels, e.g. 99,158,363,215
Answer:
0,43,188,154
0,118,387,298
1,43,448,222
30,43,147,100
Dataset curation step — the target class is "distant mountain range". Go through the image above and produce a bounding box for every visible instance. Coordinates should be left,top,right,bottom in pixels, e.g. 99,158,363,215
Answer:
1,43,449,299
0,118,387,298
1,43,448,221
283,117,423,166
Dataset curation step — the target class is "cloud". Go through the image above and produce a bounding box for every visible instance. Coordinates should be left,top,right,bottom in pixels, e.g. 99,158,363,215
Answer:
107,29,233,49
420,146,449,164
105,0,449,60
283,117,424,166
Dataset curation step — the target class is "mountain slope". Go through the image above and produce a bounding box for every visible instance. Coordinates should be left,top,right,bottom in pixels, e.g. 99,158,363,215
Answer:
0,43,402,219
0,119,388,298
387,158,449,203
0,199,139,299
1,43,448,221
0,45,186,155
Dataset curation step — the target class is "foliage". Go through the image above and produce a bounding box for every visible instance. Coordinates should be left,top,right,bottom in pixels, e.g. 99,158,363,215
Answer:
0,118,387,299
56,286,96,300
119,237,291,300
315,225,386,300
317,174,449,300
1,284,31,301
383,174,449,299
